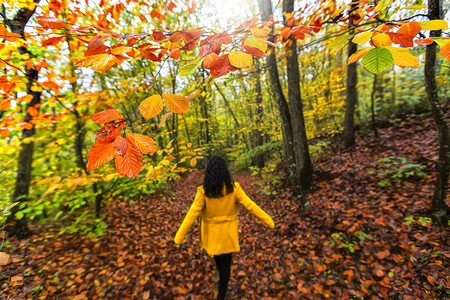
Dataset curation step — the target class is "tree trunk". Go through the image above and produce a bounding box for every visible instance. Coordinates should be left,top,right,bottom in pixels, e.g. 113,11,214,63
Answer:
254,58,265,168
425,0,449,224
5,4,40,238
371,74,379,138
282,0,314,209
343,0,359,149
257,0,297,188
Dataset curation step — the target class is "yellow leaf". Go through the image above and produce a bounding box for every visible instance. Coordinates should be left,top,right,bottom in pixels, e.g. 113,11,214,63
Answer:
190,157,197,167
372,33,392,47
162,94,189,114
400,5,427,10
228,51,253,68
244,35,268,53
352,32,372,44
76,54,118,73
386,47,419,68
139,95,164,120
375,0,394,12
250,26,271,39
348,47,373,65
418,20,448,31
104,173,116,181
111,46,133,55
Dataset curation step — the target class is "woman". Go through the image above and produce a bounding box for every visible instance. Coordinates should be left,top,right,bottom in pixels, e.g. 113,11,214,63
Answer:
174,156,275,300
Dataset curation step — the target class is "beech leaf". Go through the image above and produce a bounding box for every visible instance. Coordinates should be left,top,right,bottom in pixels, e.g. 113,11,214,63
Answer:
126,133,157,154
228,51,253,68
91,109,124,124
139,95,164,120
162,94,189,114
87,142,115,171
115,140,143,178
37,16,67,29
361,47,394,74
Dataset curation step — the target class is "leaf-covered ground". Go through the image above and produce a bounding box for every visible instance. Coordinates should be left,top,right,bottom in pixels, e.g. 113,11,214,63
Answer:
1,114,449,299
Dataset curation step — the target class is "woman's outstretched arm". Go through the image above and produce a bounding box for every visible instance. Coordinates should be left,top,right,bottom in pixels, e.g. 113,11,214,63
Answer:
235,183,275,228
174,186,206,244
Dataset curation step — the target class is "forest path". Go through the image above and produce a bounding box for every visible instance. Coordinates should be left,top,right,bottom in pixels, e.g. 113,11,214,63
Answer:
2,114,449,299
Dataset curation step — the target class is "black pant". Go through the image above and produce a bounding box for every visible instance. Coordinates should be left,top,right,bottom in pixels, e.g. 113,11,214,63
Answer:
213,253,232,300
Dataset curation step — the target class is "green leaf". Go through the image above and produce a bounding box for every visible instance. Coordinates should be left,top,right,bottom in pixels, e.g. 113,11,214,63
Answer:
362,47,393,74
431,37,450,47
328,34,349,48
179,57,204,76
15,211,24,220
418,20,448,31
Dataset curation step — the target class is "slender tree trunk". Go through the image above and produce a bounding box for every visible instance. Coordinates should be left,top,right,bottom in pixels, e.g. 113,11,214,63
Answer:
214,83,240,128
5,4,40,238
343,0,359,149
254,58,265,168
425,0,449,224
182,115,191,143
257,0,297,188
283,0,314,209
371,74,379,138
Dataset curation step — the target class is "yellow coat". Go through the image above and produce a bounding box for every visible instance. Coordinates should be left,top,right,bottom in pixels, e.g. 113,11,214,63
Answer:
174,182,275,256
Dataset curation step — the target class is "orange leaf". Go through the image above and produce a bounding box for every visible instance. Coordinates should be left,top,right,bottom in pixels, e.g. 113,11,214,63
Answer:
313,283,323,293
126,133,157,154
440,41,450,60
202,53,219,69
415,38,434,46
0,252,10,266
162,94,189,114
76,54,118,73
26,106,38,117
427,275,436,286
115,140,143,178
374,269,384,277
91,109,124,124
169,49,181,59
87,142,115,171
37,16,67,29
0,128,9,138
348,47,373,65
0,100,10,111
344,269,354,282
398,21,422,37
95,120,125,144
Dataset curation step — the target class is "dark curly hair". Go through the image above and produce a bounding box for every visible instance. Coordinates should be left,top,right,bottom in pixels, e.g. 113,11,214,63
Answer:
203,156,234,198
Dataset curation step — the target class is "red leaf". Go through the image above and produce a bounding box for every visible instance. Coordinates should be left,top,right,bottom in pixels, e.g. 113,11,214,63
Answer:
37,16,67,29
91,109,124,124
202,53,219,69
209,54,231,77
87,142,115,171
242,45,265,57
114,136,128,156
95,120,125,144
41,35,66,47
85,45,109,56
153,30,167,41
115,140,143,178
